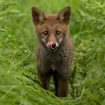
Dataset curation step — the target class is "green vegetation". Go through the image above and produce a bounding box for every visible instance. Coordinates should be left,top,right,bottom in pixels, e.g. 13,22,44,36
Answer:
0,0,105,105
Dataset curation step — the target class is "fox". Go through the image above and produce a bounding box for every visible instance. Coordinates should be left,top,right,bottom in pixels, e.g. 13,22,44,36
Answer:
31,6,74,97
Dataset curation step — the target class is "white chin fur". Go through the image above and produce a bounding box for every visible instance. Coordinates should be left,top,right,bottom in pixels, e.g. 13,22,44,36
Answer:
55,42,59,47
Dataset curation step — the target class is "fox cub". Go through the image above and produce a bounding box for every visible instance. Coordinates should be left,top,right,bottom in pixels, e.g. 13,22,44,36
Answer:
32,6,74,97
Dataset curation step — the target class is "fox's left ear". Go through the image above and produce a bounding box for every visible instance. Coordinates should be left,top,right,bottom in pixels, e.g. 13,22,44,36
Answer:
57,6,71,24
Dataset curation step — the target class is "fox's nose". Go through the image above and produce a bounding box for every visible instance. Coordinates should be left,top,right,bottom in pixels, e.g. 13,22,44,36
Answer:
47,42,57,50
52,43,56,49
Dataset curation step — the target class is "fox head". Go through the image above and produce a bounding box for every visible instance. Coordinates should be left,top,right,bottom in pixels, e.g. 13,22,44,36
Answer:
32,6,71,51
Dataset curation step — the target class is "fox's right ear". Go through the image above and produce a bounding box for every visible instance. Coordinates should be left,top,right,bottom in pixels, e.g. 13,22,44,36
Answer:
32,7,46,24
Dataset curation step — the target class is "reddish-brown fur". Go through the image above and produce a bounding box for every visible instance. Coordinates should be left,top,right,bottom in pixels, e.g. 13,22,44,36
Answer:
32,6,74,97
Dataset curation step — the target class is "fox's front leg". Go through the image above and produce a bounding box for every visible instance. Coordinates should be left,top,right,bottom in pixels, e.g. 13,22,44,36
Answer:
38,71,51,90
54,71,69,97
57,78,69,97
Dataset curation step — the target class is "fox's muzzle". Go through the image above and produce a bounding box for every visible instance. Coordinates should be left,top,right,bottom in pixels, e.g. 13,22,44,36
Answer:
47,42,58,50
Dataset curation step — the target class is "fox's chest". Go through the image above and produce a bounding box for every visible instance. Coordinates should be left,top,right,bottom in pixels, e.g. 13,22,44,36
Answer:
45,49,68,60
37,43,71,71
41,49,69,69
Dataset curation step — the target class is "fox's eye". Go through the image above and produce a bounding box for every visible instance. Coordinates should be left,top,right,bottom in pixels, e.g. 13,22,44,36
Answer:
56,31,61,35
43,31,48,35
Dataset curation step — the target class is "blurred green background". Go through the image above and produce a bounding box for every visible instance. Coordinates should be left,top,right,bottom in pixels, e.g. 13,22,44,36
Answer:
0,0,105,105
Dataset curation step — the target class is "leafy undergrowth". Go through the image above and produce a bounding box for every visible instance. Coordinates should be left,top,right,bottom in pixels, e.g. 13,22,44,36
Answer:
0,0,105,105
